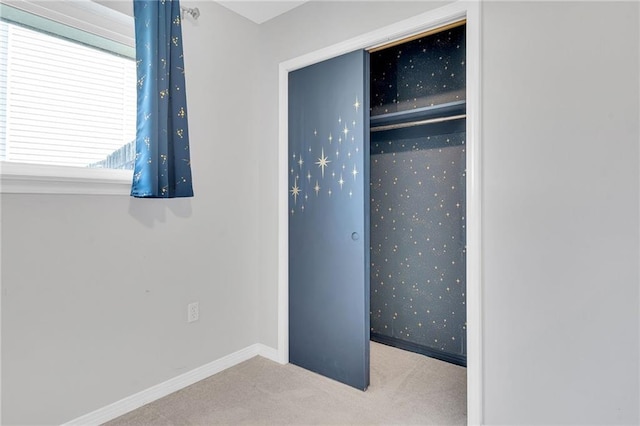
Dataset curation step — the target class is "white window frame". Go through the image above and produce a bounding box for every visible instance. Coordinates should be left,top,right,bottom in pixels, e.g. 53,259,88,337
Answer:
0,0,136,195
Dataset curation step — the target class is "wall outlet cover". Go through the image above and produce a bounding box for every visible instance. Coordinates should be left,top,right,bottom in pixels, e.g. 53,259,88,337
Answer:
187,302,199,323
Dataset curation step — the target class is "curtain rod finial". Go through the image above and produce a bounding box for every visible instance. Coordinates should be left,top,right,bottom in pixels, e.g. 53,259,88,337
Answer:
180,6,200,20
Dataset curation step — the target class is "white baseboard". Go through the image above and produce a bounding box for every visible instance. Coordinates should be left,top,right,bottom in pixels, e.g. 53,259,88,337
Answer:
62,343,280,426
256,343,281,364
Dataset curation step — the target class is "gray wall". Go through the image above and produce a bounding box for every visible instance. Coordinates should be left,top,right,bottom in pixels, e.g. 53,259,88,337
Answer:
257,1,640,424
481,2,639,423
1,1,638,425
1,2,261,424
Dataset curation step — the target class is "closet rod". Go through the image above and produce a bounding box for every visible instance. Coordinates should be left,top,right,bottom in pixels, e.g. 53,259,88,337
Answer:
370,114,466,132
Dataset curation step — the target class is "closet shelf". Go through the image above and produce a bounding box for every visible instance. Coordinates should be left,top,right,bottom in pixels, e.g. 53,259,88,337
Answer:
369,100,466,129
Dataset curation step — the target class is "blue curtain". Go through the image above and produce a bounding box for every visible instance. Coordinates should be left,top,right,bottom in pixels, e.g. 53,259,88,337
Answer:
132,0,193,198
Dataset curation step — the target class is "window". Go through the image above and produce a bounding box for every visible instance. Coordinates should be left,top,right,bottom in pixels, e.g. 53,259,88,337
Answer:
0,0,136,194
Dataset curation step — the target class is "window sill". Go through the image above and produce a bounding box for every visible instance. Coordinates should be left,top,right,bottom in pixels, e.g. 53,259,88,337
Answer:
0,162,132,195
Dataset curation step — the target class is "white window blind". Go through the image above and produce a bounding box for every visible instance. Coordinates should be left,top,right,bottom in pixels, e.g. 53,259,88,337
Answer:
0,21,8,161
0,19,136,169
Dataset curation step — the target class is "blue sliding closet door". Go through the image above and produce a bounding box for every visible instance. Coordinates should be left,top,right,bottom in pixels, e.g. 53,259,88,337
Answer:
288,50,370,391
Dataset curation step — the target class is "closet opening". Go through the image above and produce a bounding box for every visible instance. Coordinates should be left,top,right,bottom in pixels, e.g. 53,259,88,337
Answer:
368,20,467,367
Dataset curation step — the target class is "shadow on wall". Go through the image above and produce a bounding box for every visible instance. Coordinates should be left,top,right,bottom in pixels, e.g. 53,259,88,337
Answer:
128,197,193,227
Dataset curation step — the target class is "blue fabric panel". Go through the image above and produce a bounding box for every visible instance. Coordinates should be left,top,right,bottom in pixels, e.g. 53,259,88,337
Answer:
131,0,193,198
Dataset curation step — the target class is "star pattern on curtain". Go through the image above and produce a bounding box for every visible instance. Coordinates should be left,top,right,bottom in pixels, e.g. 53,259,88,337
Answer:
132,0,193,198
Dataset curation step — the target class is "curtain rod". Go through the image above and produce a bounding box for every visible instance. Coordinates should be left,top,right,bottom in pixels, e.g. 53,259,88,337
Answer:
180,6,200,20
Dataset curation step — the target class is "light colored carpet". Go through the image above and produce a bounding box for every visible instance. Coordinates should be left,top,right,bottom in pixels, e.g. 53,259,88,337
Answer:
104,342,467,425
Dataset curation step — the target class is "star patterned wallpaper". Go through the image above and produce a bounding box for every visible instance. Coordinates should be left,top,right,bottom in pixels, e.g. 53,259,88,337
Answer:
370,23,466,116
369,23,467,363
370,126,466,360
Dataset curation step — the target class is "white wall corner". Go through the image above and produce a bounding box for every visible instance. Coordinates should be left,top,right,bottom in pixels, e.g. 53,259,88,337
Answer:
256,343,281,364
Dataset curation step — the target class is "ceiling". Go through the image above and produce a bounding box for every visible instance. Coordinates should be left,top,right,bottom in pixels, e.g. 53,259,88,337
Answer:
217,1,308,24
